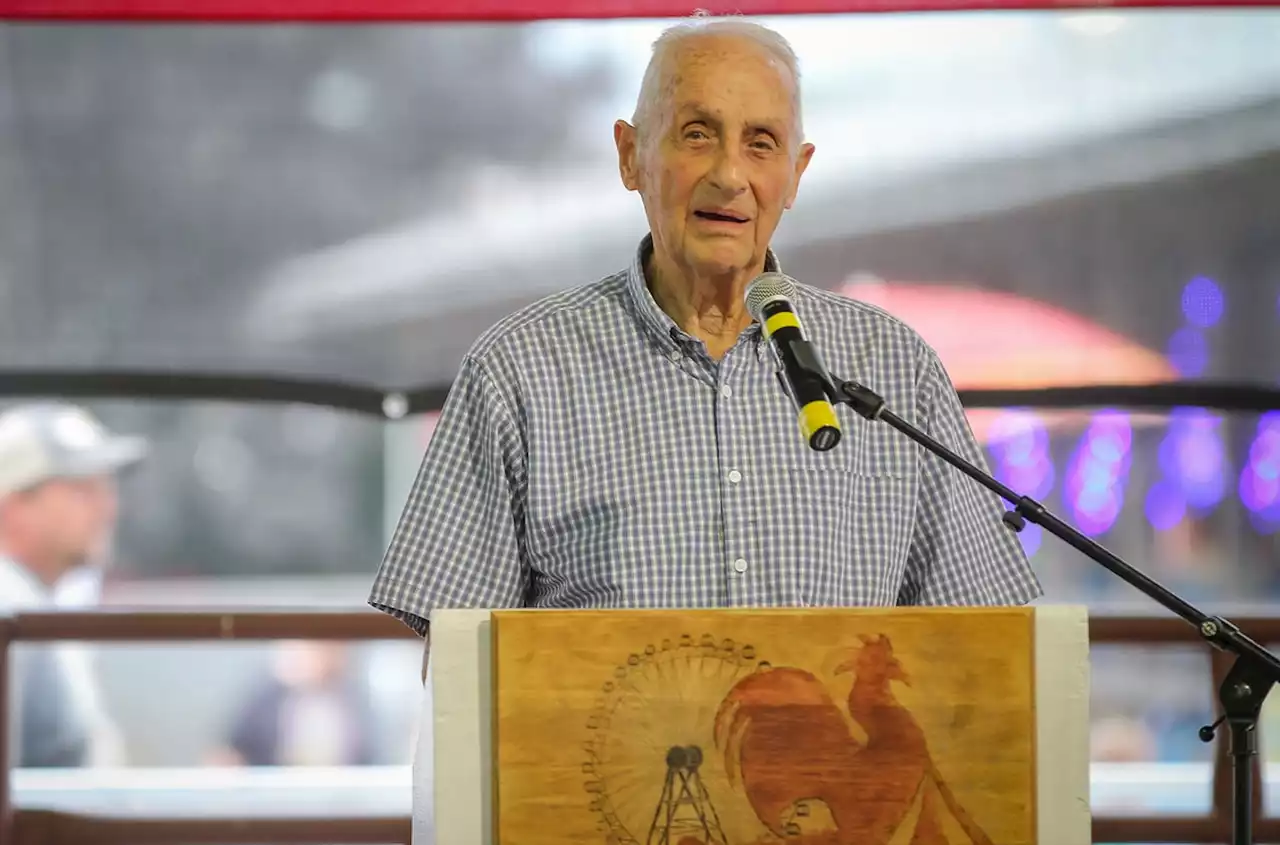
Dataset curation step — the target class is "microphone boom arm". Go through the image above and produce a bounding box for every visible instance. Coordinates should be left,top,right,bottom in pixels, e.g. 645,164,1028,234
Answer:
828,374,1280,845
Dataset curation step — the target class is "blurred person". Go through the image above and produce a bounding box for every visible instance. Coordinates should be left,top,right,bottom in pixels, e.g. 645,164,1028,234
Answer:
1091,714,1158,763
1090,715,1159,816
208,640,377,767
369,16,1041,673
0,402,146,768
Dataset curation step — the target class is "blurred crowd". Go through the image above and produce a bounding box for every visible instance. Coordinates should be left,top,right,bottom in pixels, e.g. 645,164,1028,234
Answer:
0,401,387,771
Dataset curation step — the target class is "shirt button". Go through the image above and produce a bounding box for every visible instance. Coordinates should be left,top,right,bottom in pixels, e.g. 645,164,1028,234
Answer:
667,349,682,363
720,385,733,399
727,470,742,484
732,558,748,573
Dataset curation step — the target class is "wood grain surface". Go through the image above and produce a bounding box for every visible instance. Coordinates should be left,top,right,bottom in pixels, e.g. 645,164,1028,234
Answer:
492,606,1035,845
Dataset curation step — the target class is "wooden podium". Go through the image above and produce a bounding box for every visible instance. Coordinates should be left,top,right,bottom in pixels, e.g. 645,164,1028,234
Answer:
415,605,1090,844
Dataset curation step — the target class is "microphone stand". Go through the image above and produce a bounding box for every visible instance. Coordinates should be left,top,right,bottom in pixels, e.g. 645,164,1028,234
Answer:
829,374,1280,845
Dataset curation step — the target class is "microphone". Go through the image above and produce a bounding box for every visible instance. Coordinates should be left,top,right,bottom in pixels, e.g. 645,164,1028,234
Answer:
744,272,842,452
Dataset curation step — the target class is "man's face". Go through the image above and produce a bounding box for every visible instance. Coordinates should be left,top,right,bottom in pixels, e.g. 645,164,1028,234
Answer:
15,475,119,575
616,35,814,280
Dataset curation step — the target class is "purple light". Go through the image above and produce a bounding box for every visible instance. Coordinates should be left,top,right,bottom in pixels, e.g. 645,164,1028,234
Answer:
1240,465,1279,512
1087,411,1133,461
1250,439,1280,481
1156,408,1226,513
990,409,1055,501
1249,488,1280,534
1248,414,1280,481
1066,412,1132,536
987,410,1048,468
1073,488,1125,537
1018,523,1043,557
1166,327,1208,377
1250,510,1280,535
1144,481,1186,532
1002,457,1056,500
1241,415,1280,526
1181,276,1224,328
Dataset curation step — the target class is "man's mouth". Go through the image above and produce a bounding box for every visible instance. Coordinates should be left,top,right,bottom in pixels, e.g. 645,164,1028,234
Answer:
694,209,749,224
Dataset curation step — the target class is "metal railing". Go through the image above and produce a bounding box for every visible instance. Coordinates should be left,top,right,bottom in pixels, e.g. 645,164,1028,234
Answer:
4,610,1280,844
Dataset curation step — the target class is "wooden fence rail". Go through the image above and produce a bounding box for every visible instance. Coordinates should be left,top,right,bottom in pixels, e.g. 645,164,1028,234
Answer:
4,609,1280,844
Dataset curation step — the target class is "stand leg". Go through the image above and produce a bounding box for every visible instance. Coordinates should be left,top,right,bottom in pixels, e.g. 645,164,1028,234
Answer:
1229,718,1255,845
1216,657,1273,845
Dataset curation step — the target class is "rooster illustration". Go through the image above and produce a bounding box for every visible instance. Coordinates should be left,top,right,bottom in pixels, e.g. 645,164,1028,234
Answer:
712,634,993,845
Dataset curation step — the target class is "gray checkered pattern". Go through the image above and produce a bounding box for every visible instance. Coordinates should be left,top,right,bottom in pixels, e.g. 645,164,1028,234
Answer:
369,236,1042,635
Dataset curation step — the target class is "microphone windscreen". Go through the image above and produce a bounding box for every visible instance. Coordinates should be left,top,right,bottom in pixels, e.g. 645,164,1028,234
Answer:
744,272,799,322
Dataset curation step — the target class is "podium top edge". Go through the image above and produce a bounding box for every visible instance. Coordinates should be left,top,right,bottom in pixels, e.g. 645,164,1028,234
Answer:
428,605,1085,621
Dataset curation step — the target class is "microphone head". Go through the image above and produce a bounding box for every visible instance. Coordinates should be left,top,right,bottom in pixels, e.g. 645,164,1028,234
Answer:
744,272,798,323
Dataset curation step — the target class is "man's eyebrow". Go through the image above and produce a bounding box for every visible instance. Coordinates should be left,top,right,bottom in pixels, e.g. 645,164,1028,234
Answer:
675,104,719,125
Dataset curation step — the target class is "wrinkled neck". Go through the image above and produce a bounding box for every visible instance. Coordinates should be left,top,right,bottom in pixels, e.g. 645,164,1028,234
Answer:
645,253,757,359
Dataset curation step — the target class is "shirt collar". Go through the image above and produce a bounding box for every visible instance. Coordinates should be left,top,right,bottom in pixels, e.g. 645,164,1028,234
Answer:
625,233,782,351
0,554,51,609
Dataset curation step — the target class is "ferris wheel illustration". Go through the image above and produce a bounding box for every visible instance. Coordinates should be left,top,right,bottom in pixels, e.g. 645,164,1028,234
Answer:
582,633,769,845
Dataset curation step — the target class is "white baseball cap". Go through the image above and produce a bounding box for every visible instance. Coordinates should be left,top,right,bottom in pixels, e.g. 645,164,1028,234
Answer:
0,403,148,497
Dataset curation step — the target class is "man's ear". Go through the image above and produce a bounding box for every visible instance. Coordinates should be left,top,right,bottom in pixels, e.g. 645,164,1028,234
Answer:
614,120,642,192
784,142,815,210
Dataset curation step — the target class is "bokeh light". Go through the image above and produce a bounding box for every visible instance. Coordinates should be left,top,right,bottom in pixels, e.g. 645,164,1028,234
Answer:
1181,276,1224,328
1065,411,1132,536
1166,327,1208,377
988,409,1055,556
1241,412,1280,533
1144,480,1187,532
1156,408,1226,515
1018,522,1044,557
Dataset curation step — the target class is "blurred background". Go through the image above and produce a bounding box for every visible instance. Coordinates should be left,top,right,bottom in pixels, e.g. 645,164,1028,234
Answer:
4,5,1280,835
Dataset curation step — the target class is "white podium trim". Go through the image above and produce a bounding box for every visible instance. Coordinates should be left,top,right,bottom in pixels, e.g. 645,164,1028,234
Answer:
1035,604,1092,843
417,609,493,845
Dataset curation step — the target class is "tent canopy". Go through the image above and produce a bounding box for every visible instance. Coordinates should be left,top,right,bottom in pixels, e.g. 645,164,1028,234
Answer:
1,8,1279,416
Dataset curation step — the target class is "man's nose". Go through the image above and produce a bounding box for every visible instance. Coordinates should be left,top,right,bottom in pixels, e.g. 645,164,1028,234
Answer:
707,144,748,194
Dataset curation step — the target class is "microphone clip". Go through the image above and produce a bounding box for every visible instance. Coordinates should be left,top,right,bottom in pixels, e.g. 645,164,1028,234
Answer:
830,379,886,422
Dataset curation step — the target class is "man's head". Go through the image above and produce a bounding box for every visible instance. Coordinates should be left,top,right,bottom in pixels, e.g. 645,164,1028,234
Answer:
0,403,147,586
614,17,813,286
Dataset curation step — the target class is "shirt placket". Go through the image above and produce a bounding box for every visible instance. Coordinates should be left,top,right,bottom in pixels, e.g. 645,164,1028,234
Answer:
714,347,756,607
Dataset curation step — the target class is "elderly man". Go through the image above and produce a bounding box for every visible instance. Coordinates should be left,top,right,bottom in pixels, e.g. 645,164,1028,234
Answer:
0,402,146,767
369,18,1041,664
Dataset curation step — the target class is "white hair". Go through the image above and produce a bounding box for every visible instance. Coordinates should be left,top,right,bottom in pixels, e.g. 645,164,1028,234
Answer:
630,13,804,150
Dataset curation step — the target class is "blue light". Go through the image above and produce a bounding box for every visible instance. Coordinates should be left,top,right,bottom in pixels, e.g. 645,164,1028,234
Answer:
1145,481,1186,532
1166,327,1208,377
1182,276,1224,328
1018,522,1043,557
1250,510,1280,535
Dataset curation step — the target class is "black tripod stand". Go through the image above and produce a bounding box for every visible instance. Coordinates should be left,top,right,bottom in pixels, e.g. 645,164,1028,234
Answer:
827,374,1280,845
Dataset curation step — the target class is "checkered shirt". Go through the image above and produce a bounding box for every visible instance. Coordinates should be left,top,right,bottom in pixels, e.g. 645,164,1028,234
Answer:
369,236,1042,635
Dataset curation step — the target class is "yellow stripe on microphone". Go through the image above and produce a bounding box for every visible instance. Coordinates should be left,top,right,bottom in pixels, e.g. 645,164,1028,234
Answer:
763,310,800,340
799,400,841,450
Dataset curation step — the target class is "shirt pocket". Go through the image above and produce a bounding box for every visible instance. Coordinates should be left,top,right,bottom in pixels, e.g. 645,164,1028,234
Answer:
775,466,915,607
